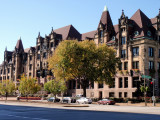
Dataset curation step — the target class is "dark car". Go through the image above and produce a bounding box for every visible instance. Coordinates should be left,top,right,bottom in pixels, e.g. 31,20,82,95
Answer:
47,97,60,102
97,99,115,105
62,97,71,103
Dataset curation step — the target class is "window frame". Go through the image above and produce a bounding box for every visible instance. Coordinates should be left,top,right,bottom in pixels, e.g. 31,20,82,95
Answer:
121,37,126,45
132,47,139,56
149,47,154,57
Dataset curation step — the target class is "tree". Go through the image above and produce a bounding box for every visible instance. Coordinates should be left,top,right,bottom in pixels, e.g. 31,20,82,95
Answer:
0,80,15,101
140,85,149,106
18,75,41,101
48,40,120,97
44,79,66,100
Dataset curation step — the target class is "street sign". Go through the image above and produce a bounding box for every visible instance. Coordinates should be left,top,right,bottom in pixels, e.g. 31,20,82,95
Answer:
141,75,151,79
152,96,155,101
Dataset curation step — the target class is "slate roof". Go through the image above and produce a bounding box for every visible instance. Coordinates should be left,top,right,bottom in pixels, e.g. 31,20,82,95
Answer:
16,39,24,51
130,9,155,38
54,25,81,40
98,10,115,35
151,17,157,29
81,30,97,40
113,24,119,40
24,48,30,53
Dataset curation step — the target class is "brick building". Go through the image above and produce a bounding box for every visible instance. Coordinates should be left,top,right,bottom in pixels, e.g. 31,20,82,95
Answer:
0,6,160,98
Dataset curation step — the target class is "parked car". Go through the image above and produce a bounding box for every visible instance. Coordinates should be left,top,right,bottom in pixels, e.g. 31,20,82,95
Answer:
62,97,71,103
76,97,92,104
47,97,60,102
75,94,83,98
97,99,115,105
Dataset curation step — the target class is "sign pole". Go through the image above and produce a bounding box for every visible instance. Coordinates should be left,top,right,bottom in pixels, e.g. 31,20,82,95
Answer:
152,79,156,106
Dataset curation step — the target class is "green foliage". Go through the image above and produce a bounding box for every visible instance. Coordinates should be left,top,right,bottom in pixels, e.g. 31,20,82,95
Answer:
140,85,149,92
18,75,41,97
0,80,15,95
44,79,66,98
48,40,120,96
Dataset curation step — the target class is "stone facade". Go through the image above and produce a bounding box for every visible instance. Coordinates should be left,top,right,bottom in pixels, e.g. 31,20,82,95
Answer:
0,6,160,98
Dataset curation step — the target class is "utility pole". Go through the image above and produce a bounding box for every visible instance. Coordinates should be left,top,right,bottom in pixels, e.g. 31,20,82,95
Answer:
152,78,156,106
144,77,147,106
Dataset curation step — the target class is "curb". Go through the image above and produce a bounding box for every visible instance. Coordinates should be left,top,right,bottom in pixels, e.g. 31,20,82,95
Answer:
63,105,89,107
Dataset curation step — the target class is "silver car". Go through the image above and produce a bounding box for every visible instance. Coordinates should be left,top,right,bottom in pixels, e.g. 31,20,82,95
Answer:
76,97,92,104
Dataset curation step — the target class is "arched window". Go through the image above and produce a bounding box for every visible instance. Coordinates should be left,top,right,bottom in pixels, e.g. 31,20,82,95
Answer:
134,31,139,36
147,31,151,37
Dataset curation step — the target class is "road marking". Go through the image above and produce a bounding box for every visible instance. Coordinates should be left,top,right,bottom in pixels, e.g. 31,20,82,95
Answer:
8,114,50,120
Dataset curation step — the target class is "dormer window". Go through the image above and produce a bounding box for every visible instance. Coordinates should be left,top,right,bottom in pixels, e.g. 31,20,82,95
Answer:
147,31,151,37
134,31,139,36
112,36,115,40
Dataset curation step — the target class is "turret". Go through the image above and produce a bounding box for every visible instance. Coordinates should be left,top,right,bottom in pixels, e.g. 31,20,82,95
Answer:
95,6,115,44
15,37,24,54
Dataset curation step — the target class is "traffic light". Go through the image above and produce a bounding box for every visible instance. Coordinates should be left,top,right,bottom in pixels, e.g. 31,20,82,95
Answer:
130,70,133,76
149,81,153,92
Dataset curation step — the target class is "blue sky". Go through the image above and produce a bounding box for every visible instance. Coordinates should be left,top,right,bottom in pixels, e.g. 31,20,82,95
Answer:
0,0,160,63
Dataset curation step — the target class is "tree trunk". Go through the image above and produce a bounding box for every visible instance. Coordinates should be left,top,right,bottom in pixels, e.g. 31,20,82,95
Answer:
81,80,87,97
54,94,56,103
5,92,8,102
82,87,86,97
26,95,28,102
144,92,147,106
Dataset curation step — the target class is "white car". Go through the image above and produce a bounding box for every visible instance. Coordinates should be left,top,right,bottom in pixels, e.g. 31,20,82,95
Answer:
75,94,83,98
76,97,92,104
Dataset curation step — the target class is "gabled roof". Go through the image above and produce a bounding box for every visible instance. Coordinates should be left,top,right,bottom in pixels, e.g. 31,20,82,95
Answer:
24,48,30,53
114,24,119,33
151,17,157,29
113,24,119,40
81,30,97,40
54,25,81,40
130,9,155,38
16,39,24,51
24,46,36,53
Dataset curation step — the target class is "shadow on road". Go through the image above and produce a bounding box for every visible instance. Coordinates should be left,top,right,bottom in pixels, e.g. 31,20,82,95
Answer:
0,104,159,120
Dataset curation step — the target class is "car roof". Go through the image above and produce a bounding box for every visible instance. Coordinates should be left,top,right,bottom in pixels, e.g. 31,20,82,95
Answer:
102,99,110,100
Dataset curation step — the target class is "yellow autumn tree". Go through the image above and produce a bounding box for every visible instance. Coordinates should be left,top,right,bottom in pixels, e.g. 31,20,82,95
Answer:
0,80,15,101
18,75,41,100
48,40,120,97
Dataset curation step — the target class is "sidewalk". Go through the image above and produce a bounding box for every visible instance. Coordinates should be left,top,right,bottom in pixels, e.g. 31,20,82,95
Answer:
0,100,160,115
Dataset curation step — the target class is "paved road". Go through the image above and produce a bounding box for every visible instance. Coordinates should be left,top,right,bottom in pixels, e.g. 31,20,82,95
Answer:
0,104,160,120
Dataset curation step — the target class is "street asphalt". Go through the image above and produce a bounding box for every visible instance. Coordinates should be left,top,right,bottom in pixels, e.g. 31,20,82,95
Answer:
0,102,160,120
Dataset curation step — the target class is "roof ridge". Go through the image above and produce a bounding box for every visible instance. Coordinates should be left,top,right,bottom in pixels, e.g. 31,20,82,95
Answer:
66,24,72,39
55,24,72,31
